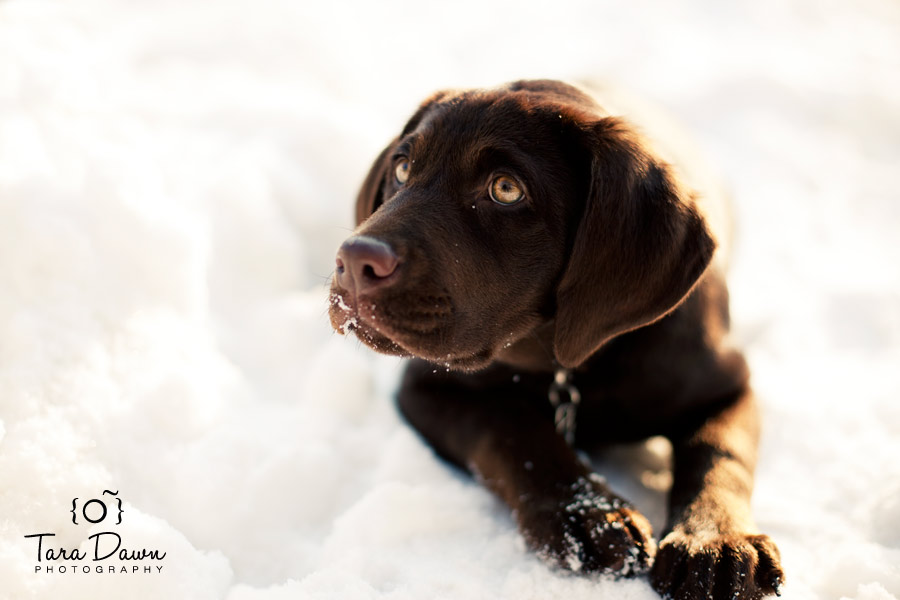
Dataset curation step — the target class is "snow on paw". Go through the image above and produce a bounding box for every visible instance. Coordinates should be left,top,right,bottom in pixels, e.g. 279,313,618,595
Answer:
520,476,656,576
650,529,784,600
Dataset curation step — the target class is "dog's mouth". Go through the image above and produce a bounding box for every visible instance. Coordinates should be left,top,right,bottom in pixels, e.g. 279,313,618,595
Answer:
329,286,493,370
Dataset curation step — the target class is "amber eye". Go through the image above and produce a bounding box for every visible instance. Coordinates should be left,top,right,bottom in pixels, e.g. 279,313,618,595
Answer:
395,159,410,184
490,176,524,205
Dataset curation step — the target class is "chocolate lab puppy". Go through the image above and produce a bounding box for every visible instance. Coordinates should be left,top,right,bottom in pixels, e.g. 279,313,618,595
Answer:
329,80,784,600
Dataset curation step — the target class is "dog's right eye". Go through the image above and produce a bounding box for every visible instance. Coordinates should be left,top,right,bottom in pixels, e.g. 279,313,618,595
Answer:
490,175,524,205
395,159,410,184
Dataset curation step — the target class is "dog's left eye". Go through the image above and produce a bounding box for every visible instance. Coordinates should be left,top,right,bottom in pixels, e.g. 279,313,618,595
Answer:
490,176,524,205
395,159,410,184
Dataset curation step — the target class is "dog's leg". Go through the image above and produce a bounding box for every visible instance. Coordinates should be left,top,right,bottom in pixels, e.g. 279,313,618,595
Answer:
398,361,655,575
651,387,784,600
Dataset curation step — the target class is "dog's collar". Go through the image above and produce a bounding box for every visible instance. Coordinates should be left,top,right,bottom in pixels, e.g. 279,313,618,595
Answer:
548,368,581,445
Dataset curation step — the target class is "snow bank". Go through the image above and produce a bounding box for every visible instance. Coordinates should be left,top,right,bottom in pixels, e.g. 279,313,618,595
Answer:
1,0,898,599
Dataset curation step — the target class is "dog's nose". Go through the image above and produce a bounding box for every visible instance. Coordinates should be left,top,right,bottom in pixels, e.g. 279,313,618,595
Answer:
335,235,399,295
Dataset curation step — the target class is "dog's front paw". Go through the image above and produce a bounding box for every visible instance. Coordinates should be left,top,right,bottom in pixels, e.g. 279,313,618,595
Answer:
518,475,656,576
650,529,784,600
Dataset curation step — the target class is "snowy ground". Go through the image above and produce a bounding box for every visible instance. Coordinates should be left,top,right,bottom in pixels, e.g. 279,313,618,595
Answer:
1,0,899,599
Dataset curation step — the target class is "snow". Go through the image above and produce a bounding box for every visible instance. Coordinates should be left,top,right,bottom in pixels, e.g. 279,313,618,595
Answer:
1,0,899,599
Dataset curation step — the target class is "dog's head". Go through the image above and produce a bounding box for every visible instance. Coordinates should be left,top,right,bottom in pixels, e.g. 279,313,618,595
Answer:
329,80,715,371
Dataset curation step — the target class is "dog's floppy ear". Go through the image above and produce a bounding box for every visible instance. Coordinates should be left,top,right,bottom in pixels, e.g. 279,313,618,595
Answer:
553,117,716,368
355,91,453,226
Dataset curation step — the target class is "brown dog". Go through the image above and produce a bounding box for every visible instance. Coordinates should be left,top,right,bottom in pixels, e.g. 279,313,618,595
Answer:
329,80,784,600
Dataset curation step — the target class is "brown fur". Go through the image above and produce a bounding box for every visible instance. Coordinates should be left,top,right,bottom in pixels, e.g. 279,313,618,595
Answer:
329,80,783,600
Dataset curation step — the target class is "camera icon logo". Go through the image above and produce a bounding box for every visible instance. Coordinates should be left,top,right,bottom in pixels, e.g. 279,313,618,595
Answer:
70,490,124,525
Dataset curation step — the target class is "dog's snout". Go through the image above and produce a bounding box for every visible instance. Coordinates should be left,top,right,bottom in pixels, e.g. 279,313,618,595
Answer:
336,235,399,295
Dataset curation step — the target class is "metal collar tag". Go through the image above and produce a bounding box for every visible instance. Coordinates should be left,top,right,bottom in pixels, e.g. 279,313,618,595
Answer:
548,368,581,445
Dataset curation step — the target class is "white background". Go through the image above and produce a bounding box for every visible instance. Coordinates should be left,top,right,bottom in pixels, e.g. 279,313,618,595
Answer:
1,0,898,598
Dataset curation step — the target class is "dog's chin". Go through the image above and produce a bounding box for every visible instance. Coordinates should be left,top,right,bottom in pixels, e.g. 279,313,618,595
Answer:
328,290,497,372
